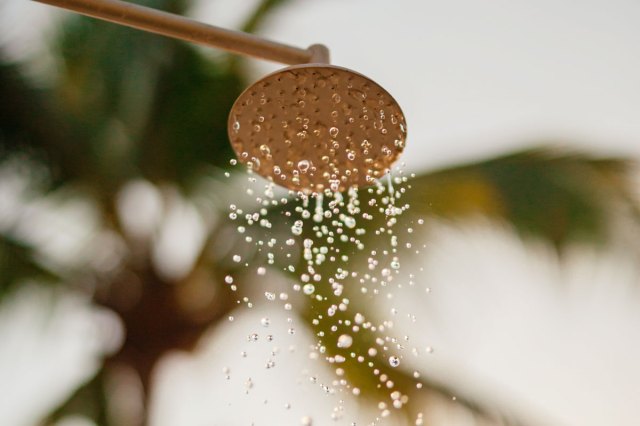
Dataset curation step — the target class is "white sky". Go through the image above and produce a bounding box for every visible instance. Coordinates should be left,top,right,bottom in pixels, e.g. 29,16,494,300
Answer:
1,0,640,425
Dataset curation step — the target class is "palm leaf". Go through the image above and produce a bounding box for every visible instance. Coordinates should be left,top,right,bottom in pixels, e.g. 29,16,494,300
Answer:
135,42,243,185
44,370,109,426
302,286,527,425
0,59,71,183
0,235,59,295
407,148,636,248
240,0,291,34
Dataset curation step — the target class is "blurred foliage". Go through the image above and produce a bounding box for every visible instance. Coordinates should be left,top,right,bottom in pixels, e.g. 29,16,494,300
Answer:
0,0,638,425
408,148,636,248
46,372,109,426
0,235,58,294
51,0,243,196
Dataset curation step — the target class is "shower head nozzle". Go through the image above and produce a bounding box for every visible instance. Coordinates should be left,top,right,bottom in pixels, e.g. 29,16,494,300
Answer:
228,64,407,194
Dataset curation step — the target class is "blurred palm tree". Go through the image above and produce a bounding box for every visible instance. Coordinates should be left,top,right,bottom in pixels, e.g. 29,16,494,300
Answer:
0,1,637,425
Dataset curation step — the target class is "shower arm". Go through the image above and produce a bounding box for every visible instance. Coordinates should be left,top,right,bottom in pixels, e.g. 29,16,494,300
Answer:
33,0,331,64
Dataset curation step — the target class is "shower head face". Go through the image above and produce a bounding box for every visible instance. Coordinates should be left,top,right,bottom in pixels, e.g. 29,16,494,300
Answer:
228,64,407,193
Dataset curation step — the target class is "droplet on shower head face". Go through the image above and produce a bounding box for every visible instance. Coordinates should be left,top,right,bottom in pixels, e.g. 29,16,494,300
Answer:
228,64,407,193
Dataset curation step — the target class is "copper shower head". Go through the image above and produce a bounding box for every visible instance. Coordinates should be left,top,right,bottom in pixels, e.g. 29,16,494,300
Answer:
35,0,407,193
229,65,406,193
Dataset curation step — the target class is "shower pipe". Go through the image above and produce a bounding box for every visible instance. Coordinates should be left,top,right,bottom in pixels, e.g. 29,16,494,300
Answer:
33,0,331,64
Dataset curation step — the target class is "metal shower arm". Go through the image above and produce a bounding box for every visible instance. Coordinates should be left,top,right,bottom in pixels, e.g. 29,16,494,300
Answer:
33,0,330,64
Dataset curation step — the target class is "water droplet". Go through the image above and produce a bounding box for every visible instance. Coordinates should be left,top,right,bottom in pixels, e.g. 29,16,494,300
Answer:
343,216,356,228
298,160,310,173
259,144,271,156
291,226,303,238
389,356,400,367
348,89,366,100
261,317,270,327
303,283,315,295
337,334,353,348
329,127,339,138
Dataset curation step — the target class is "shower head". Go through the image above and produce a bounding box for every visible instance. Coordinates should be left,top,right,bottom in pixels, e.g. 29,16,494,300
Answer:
34,0,407,193
229,65,406,193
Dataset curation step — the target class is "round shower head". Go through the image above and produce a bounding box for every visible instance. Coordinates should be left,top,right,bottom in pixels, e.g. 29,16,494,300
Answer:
228,64,407,193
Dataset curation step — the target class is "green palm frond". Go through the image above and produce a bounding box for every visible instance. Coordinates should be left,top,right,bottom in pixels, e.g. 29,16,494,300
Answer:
226,0,294,72
302,286,527,425
44,0,247,196
0,235,59,296
135,43,243,184
0,60,67,175
240,0,291,34
44,370,109,426
407,148,636,248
